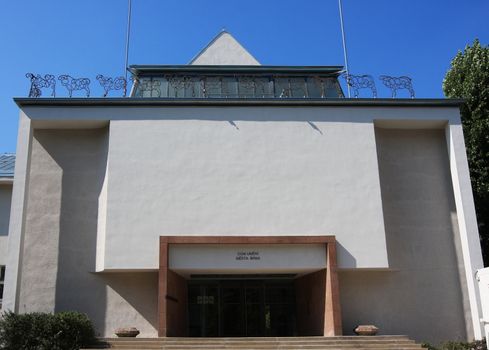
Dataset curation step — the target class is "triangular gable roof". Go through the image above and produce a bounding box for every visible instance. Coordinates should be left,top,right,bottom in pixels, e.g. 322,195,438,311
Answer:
189,30,260,66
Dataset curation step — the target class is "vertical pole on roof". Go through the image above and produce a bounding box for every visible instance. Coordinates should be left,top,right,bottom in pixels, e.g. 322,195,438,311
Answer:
124,0,132,82
338,0,351,98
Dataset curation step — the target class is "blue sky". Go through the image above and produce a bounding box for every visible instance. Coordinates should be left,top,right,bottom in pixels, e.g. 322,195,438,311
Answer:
1,0,488,152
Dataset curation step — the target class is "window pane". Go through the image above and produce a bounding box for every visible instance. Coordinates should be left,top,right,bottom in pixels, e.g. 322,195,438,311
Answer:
135,78,163,97
188,285,201,304
254,78,273,98
307,77,324,98
274,78,290,98
222,77,238,98
167,76,195,98
203,77,222,98
246,287,261,304
238,77,255,98
222,287,240,303
289,78,307,98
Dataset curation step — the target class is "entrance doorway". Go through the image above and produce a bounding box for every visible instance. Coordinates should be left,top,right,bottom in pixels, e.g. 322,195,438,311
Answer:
159,236,342,337
188,278,296,337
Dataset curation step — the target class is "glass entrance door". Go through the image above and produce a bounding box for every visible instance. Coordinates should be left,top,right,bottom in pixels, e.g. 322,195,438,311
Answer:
244,284,264,336
188,279,296,337
221,283,244,336
188,284,219,337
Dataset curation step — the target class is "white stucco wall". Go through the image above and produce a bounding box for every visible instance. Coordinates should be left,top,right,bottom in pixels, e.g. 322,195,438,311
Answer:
340,128,469,343
14,105,476,275
477,268,489,344
0,185,12,265
5,103,483,341
446,123,485,339
0,237,7,267
17,128,157,336
102,114,388,270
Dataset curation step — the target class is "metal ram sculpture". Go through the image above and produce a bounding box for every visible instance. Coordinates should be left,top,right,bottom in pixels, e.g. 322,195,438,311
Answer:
96,75,127,97
26,73,56,98
379,75,415,98
342,74,377,98
58,75,91,97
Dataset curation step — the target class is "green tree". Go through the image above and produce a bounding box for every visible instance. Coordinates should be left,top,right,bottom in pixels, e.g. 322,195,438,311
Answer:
443,39,489,265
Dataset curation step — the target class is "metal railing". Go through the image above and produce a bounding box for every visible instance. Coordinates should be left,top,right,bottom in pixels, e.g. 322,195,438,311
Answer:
131,74,345,99
24,69,415,99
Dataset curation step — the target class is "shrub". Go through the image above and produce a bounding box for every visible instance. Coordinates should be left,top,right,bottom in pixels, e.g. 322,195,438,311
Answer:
422,339,487,350
0,311,97,350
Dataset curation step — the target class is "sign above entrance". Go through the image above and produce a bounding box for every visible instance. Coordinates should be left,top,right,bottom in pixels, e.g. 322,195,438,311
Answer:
236,251,261,261
169,244,326,277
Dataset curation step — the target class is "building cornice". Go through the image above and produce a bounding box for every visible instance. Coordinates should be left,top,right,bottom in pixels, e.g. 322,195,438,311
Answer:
14,97,464,108
129,65,344,76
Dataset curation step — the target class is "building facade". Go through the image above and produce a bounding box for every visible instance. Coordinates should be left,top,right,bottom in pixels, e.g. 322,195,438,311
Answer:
0,154,14,309
2,32,485,343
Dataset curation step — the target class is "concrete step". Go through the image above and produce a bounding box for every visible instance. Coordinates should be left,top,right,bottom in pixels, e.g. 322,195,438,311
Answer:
84,347,425,350
83,336,425,350
104,336,412,340
102,346,421,348
103,342,420,347
103,338,414,344
91,348,423,350
104,344,420,350
105,342,419,346
104,342,421,348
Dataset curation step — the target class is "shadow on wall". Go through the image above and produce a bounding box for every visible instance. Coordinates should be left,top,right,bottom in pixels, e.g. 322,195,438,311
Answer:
34,129,109,335
336,242,357,268
103,272,158,332
339,129,467,344
307,121,323,135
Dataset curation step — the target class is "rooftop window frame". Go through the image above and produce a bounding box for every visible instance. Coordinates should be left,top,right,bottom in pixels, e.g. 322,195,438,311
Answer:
128,65,345,99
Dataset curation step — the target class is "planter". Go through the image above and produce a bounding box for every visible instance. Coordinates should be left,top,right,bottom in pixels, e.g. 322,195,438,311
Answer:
354,325,378,336
115,327,140,337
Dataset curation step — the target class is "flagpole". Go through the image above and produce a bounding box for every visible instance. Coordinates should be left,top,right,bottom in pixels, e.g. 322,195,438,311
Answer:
124,0,132,81
338,0,351,97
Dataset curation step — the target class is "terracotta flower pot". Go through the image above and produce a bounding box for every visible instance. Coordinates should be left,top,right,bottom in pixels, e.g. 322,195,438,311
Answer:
115,327,140,337
354,325,378,336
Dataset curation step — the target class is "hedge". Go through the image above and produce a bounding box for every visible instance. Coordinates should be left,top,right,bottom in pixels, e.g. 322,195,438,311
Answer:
422,339,487,350
0,311,97,350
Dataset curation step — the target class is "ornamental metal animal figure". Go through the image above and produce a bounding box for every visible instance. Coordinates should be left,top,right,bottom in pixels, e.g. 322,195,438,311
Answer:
58,75,91,97
26,73,56,98
379,75,415,98
96,75,127,97
342,74,377,98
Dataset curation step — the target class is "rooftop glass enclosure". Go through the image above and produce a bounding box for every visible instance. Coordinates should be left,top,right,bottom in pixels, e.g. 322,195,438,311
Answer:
129,66,345,99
